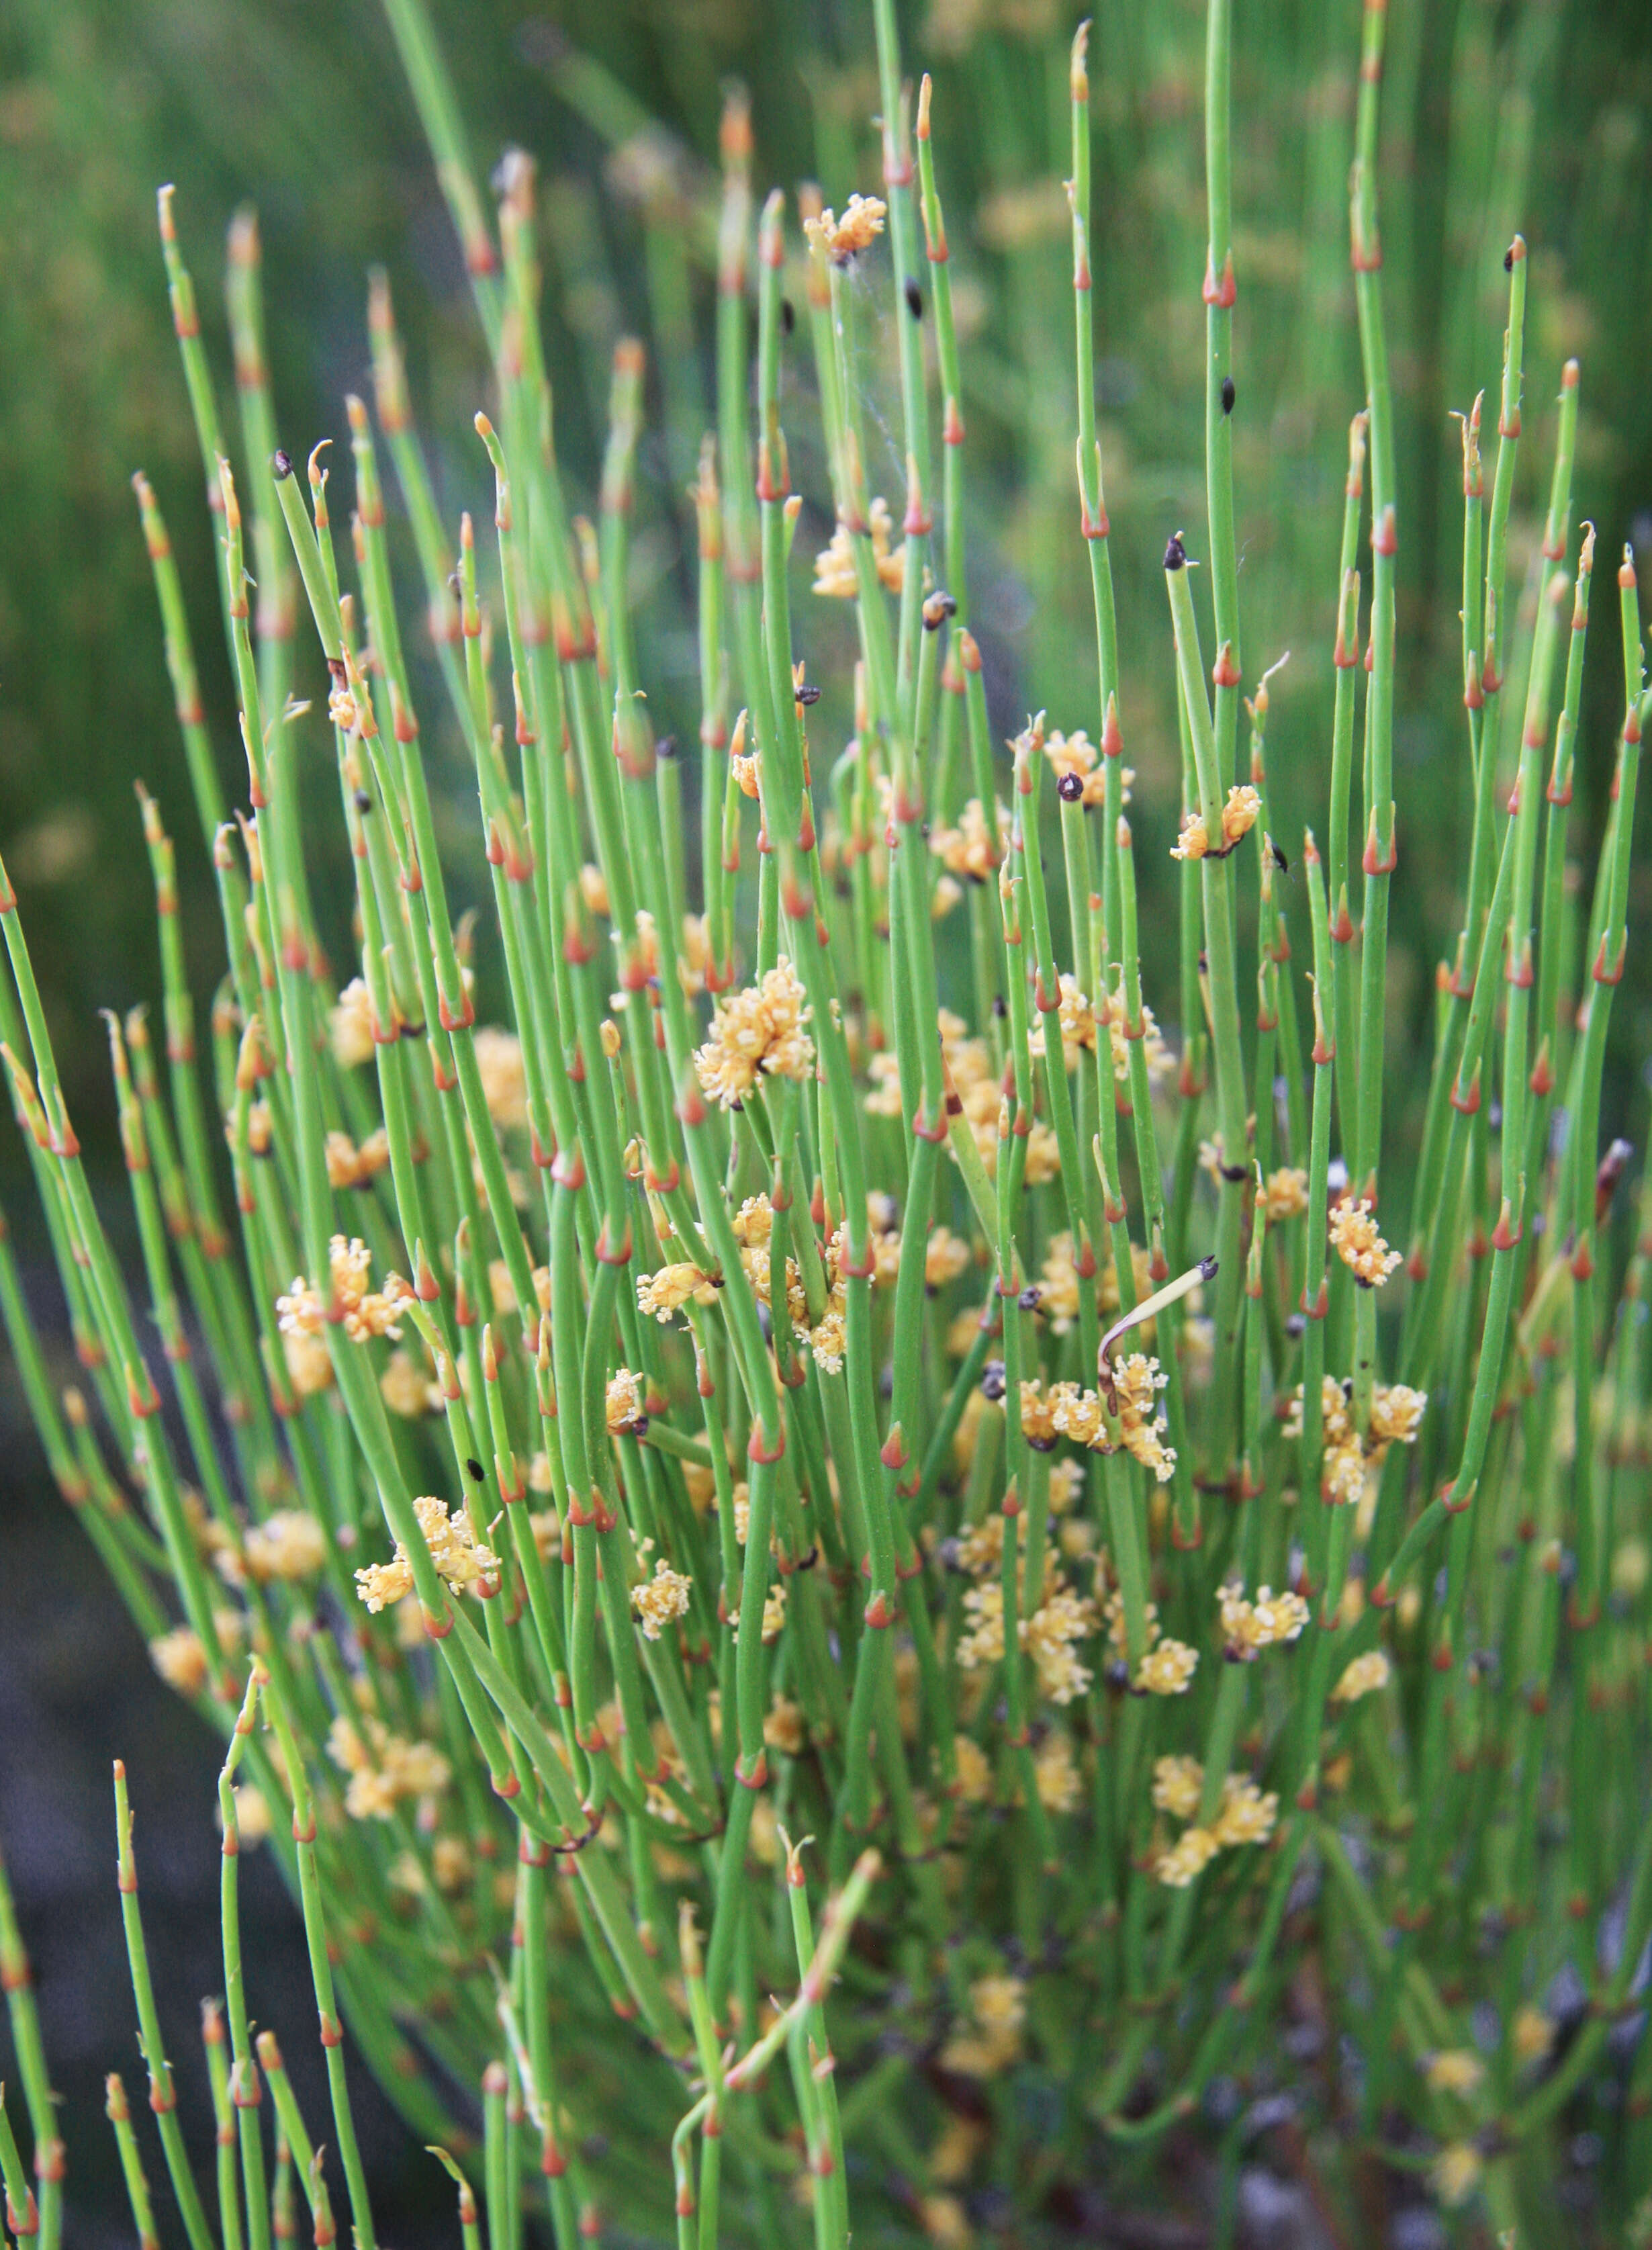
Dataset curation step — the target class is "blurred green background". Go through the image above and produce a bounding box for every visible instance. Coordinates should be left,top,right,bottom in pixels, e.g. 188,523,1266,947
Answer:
2,0,1652,2239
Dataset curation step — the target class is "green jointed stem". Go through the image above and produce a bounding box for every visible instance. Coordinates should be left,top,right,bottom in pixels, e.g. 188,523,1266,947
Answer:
1164,549,1247,1485
201,2004,244,2250
0,1845,60,2250
103,2075,160,2250
0,2083,40,2245
1203,0,1241,795
1327,415,1365,1159
1069,27,1126,940
1350,0,1397,1209
132,474,227,846
1522,384,1587,1217
868,0,931,717
215,1676,273,2250
377,0,502,347
1567,613,1649,1629
259,1670,378,2250
254,2032,334,2247
113,1764,218,2250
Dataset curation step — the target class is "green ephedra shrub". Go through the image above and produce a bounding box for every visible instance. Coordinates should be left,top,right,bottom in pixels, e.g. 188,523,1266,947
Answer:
1,0,1650,2243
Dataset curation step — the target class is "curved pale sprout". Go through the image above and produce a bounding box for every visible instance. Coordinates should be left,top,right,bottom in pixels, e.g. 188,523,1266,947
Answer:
1097,1255,1217,1412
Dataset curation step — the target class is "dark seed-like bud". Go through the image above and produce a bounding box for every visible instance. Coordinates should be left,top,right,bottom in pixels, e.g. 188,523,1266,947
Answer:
992,994,1007,1018
1285,1311,1306,1340
1220,374,1235,416
795,684,822,707
1017,1286,1041,1311
353,788,373,814
1199,1254,1220,1281
273,449,293,480
1056,770,1084,803
655,733,678,759
1504,246,1514,272
981,1359,1007,1402
465,1457,485,1483
1164,530,1187,572
781,297,796,335
905,279,923,320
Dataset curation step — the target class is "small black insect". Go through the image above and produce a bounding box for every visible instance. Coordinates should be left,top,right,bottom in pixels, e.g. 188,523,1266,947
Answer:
1221,374,1236,416
272,449,293,480
1017,1286,1041,1312
904,278,923,321
1265,833,1291,879
1056,770,1085,804
1164,529,1187,572
465,1457,485,1484
795,683,823,707
353,787,373,815
781,297,796,335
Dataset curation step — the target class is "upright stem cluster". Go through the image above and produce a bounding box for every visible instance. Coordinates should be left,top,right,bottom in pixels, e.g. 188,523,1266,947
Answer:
0,1,1646,2241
